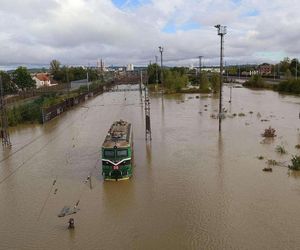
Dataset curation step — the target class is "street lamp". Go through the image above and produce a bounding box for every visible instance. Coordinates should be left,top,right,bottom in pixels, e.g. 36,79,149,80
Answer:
159,46,164,88
199,56,203,86
214,24,227,132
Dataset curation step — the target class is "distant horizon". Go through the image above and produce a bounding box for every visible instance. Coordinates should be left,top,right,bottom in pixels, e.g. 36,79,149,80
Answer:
0,60,290,72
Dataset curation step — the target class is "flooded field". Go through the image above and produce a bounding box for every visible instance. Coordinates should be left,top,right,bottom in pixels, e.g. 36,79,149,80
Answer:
1,85,300,249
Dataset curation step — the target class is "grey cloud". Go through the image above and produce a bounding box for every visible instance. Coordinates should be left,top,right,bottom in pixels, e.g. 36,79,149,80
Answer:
1,0,300,67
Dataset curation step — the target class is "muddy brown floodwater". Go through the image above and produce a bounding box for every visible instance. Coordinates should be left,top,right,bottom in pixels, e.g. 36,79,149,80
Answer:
1,85,300,250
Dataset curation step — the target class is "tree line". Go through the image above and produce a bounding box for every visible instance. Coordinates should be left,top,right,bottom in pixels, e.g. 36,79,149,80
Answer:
147,64,220,93
0,59,101,95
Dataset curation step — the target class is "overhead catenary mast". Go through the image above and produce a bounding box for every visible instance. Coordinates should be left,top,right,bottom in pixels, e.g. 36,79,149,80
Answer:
143,71,152,141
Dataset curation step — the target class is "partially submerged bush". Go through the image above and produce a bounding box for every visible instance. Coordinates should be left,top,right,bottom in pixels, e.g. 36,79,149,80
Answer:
295,144,300,149
257,156,264,160
288,155,300,171
276,145,287,154
267,159,278,166
262,126,276,138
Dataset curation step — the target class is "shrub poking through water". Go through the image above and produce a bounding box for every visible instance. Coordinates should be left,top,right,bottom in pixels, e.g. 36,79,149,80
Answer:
238,112,245,117
276,145,287,154
267,159,278,166
257,156,264,160
288,155,300,170
295,144,300,149
262,126,276,138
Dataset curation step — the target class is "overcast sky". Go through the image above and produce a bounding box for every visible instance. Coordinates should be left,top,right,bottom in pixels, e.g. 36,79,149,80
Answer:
0,0,299,68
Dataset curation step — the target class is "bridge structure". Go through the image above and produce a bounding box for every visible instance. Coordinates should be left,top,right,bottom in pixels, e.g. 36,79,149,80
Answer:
107,87,145,92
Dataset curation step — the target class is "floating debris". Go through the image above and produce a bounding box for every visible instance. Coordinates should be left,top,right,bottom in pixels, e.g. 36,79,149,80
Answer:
249,111,253,114
58,201,80,217
257,156,264,160
232,113,237,117
68,218,75,229
263,167,272,172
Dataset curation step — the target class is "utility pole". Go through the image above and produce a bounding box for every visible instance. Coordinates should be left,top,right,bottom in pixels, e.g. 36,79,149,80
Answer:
87,69,89,92
159,46,164,88
199,56,203,86
0,76,11,147
215,24,227,132
296,59,298,80
155,55,158,85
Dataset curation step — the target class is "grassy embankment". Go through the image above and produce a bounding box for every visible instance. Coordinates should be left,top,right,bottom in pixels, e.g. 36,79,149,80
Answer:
244,75,300,96
5,81,104,126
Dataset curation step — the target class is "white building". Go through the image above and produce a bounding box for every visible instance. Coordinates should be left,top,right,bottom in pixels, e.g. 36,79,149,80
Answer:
126,64,134,71
32,73,55,88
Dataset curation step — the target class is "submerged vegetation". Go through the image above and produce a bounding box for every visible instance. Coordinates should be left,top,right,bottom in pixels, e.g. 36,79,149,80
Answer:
288,155,300,171
275,145,287,154
243,75,269,89
262,126,276,138
147,64,221,94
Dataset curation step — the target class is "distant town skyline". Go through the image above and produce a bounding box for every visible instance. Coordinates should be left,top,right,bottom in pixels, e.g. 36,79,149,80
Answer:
0,0,299,68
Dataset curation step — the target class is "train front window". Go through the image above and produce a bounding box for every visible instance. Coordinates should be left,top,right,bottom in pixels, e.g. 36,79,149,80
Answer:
104,150,115,158
117,149,128,157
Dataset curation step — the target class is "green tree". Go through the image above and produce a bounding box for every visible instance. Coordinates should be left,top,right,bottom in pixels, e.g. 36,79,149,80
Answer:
243,75,265,88
147,63,160,84
0,71,17,94
210,73,220,93
164,69,188,92
199,72,210,92
280,57,290,74
285,69,292,79
12,66,35,90
290,58,299,77
50,59,61,73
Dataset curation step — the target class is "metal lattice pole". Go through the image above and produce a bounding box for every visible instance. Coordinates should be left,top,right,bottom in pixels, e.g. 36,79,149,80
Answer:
144,75,151,141
0,75,11,147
